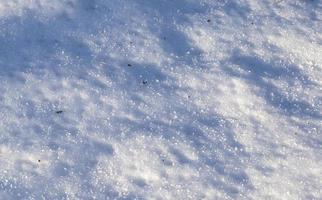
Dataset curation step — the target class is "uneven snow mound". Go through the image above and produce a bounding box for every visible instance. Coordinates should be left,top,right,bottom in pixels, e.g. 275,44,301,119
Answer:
0,0,321,199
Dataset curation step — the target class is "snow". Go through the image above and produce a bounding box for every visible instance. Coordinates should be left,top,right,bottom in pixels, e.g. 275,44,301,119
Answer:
0,0,321,199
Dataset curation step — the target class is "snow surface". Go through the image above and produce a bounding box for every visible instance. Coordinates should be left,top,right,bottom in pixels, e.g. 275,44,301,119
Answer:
0,0,321,199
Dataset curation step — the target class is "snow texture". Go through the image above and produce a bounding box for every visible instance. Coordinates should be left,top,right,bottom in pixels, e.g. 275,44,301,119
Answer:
0,0,321,199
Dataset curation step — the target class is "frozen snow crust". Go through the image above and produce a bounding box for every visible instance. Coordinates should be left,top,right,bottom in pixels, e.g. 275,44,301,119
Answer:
0,0,321,199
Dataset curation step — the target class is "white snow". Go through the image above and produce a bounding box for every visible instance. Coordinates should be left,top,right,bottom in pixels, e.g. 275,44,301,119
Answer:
0,0,321,199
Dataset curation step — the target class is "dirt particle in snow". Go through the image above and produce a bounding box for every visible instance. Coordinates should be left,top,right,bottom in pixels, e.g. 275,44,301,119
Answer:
56,110,63,114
